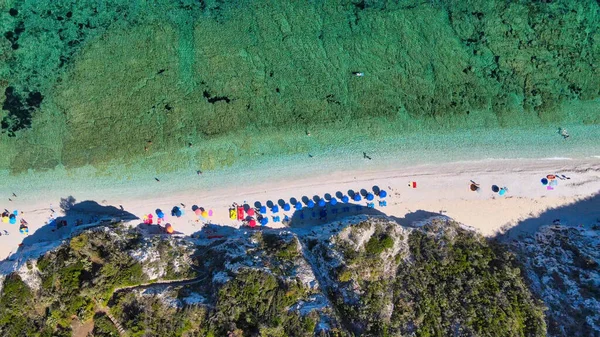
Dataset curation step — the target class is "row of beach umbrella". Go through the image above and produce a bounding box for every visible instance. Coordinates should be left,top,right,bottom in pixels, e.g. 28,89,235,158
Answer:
153,205,212,221
255,189,387,214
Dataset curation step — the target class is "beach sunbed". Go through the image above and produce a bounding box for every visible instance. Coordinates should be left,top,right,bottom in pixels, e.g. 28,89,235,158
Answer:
237,206,244,221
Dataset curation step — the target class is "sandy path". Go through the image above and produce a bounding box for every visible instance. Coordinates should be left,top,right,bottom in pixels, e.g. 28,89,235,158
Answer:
1,158,599,260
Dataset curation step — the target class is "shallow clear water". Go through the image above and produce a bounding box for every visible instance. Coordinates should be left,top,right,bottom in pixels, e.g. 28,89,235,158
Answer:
0,0,598,186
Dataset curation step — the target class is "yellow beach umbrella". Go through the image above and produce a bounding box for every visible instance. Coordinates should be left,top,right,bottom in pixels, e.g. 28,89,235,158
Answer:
2,216,8,223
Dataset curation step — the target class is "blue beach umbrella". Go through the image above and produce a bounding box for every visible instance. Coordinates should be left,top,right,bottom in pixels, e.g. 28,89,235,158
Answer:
12,210,18,216
171,206,182,217
272,205,279,213
366,193,374,201
260,218,268,226
307,200,315,208
499,189,506,196
342,195,349,203
330,198,338,206
353,194,362,202
379,190,387,198
9,215,16,225
283,203,291,211
260,206,267,214
295,202,303,210
156,209,164,218
541,178,548,185
318,199,326,207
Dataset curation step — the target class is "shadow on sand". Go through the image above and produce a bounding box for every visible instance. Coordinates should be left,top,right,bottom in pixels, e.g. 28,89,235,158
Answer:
280,202,443,230
493,192,600,241
134,223,184,236
0,197,138,275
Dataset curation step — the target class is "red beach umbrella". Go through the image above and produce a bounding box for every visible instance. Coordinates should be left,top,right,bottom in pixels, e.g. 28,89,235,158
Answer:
194,208,202,216
247,208,255,216
249,219,256,227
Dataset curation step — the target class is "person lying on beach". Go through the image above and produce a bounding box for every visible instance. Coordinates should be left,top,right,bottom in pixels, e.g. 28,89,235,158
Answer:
558,127,570,140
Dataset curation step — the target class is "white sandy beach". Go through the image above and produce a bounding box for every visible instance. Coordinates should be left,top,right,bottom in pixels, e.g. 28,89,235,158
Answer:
1,157,599,261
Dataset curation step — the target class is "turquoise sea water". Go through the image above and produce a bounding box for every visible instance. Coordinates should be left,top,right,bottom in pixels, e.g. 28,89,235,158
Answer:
0,0,599,188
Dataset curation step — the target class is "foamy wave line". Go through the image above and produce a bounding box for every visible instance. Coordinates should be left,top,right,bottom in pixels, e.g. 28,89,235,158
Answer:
541,157,573,160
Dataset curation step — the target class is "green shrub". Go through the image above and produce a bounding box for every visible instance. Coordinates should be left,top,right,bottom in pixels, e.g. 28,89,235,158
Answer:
0,275,38,335
70,234,89,252
365,234,394,255
338,269,353,283
92,312,120,337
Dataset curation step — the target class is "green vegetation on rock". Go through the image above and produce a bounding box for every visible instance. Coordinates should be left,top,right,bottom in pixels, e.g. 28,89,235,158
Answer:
91,312,120,337
0,275,38,336
0,217,564,336
212,269,315,336
364,233,394,255
396,226,546,337
0,224,194,336
310,219,547,336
